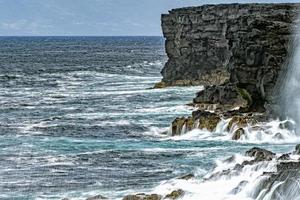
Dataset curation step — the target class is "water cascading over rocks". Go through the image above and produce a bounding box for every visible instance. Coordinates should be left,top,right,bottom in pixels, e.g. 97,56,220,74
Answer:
277,15,300,133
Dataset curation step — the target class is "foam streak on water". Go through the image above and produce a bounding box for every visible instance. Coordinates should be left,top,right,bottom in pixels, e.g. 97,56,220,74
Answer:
0,36,298,200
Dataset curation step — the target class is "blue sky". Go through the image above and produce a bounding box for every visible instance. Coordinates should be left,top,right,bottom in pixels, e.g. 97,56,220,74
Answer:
0,0,299,36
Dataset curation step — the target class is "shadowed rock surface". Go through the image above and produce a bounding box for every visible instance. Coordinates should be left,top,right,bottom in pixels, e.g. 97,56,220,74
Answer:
123,194,162,200
162,3,300,138
86,195,108,200
159,3,300,111
245,147,276,161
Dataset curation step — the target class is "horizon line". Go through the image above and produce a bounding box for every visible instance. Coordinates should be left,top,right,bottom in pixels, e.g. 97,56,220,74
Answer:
0,35,164,37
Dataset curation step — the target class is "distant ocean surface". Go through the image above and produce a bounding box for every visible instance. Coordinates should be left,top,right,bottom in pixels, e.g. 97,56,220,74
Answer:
0,36,296,200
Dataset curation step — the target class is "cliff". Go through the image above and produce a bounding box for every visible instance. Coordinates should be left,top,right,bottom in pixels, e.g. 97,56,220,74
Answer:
158,3,300,137
158,3,300,110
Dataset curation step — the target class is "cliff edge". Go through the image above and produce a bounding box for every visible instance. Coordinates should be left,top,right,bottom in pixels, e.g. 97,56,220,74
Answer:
157,3,299,110
157,3,300,138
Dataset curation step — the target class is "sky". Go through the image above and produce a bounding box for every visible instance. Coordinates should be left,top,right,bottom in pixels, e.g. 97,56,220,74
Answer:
0,0,300,36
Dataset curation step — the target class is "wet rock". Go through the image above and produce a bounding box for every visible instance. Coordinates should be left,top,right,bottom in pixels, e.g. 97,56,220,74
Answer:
192,110,221,132
230,181,249,194
171,117,194,136
223,155,235,163
227,115,252,131
154,81,167,89
278,153,290,160
256,160,300,199
273,133,284,140
86,195,108,200
160,3,299,112
170,110,221,135
295,144,300,155
123,194,162,200
177,173,195,180
193,84,249,111
171,117,187,136
245,147,275,161
279,120,295,130
232,128,245,140
164,189,185,199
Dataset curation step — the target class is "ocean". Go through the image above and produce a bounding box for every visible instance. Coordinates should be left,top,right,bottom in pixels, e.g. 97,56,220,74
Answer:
0,36,297,200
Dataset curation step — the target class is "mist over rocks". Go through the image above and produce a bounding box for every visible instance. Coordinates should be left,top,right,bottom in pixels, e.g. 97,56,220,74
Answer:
122,145,300,200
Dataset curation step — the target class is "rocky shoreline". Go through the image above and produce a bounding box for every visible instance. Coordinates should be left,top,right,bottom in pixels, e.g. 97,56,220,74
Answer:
119,4,300,200
156,3,300,139
132,3,300,200
66,3,300,200
121,144,300,200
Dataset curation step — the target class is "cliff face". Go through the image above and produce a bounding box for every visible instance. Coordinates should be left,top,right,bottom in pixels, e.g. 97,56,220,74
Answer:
160,3,300,109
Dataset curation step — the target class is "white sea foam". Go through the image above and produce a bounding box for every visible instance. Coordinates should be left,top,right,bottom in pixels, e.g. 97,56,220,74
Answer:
150,153,299,200
138,105,194,114
167,118,300,144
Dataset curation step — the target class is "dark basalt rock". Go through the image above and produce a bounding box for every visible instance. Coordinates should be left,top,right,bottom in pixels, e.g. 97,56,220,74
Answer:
177,173,195,180
122,194,162,200
295,144,300,155
255,161,300,199
245,147,275,161
160,3,300,112
232,128,245,140
171,117,195,136
192,110,221,132
278,153,290,160
86,195,108,200
279,120,295,130
170,109,267,137
170,110,221,135
193,83,249,110
164,189,185,199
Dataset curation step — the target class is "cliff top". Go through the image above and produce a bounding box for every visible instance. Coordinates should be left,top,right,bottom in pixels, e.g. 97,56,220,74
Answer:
166,3,300,15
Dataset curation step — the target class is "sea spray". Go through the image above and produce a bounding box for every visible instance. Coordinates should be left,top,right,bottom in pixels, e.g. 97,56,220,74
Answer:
167,118,299,144
278,15,300,133
151,150,300,200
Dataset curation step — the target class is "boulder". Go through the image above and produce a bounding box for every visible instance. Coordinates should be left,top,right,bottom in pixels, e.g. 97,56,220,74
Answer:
279,120,295,130
295,144,300,155
164,189,185,199
123,194,162,200
232,128,245,140
154,81,167,89
193,83,249,110
86,195,108,200
170,111,221,135
171,117,194,136
228,116,248,131
245,147,275,161
177,173,195,180
192,110,221,132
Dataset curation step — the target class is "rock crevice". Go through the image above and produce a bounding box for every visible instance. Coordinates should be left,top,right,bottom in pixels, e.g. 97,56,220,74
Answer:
159,3,300,110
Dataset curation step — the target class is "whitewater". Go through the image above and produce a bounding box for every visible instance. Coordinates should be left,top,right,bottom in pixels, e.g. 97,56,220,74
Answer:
0,36,299,200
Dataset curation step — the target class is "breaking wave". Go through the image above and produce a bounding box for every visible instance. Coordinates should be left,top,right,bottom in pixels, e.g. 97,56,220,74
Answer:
151,152,300,200
166,118,300,144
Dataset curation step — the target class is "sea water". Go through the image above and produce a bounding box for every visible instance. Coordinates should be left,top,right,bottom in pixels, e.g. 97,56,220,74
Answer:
0,36,297,200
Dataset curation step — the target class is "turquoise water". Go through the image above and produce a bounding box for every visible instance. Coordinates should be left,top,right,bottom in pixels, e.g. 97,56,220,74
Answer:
0,36,297,200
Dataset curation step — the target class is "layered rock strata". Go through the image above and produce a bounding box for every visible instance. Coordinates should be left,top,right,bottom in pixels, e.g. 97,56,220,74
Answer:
160,3,300,137
158,3,300,110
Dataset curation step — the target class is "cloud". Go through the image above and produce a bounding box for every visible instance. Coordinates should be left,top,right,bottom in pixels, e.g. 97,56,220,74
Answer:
0,19,54,35
0,20,28,30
